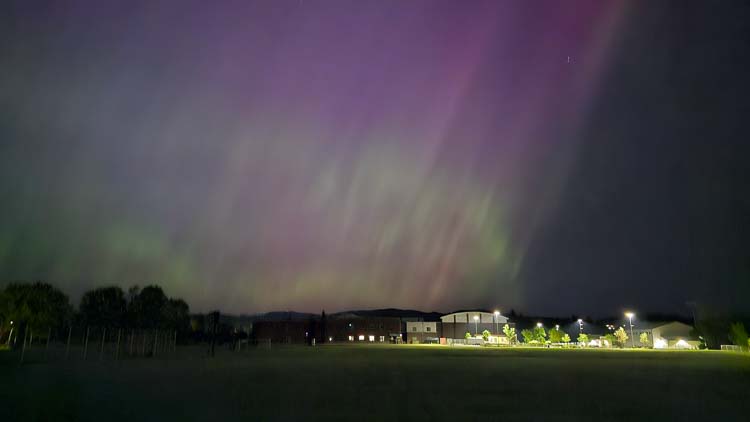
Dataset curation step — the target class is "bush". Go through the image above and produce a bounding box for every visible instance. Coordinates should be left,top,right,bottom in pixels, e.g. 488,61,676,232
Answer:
604,334,616,347
577,333,589,346
639,332,650,348
503,324,516,345
729,323,748,351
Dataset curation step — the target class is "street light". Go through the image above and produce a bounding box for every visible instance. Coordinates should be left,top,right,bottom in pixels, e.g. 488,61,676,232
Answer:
536,322,543,328
473,315,479,335
494,310,500,335
577,319,583,334
625,312,635,348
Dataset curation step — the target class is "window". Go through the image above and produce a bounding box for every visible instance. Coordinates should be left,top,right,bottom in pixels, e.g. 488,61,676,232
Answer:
412,327,417,331
426,327,431,332
368,335,375,342
379,336,385,342
358,335,365,341
348,335,354,341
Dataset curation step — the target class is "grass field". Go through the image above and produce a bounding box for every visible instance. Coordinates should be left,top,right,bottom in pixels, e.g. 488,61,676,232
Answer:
2,344,750,421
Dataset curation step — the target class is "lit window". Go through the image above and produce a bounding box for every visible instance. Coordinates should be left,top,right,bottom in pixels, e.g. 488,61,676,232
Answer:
348,335,354,341
358,335,365,341
379,336,385,342
369,335,375,342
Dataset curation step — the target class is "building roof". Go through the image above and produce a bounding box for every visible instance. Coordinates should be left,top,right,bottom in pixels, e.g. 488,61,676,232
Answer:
629,320,694,331
441,311,509,323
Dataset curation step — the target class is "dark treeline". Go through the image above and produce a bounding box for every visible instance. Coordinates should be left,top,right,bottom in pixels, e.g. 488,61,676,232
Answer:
0,282,190,349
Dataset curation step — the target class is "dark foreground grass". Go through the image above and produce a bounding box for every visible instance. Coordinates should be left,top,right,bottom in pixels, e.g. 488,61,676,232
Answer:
2,344,749,421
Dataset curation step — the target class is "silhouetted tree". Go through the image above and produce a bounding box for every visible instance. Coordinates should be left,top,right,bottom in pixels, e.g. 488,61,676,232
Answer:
729,322,748,351
127,285,167,328
161,298,190,333
692,305,730,349
0,282,72,346
190,313,206,341
79,286,127,327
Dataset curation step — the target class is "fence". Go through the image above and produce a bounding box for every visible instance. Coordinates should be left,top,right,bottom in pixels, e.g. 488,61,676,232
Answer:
720,344,746,352
8,326,179,365
4,326,284,365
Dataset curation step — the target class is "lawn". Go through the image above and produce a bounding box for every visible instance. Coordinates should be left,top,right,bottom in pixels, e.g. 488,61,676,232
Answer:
2,344,749,421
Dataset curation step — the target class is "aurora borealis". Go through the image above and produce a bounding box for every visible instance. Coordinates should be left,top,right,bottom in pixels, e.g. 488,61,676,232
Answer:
2,1,749,315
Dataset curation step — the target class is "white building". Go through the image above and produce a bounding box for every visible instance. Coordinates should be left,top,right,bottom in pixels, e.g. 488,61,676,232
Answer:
440,311,512,343
405,321,438,344
633,321,698,349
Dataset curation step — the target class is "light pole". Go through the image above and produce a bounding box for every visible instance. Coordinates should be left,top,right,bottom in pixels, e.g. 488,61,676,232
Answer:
494,310,500,335
473,315,479,336
625,312,635,348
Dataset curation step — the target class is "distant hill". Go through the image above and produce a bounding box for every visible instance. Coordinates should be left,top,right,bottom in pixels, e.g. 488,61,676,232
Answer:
255,311,317,321
215,308,444,322
331,308,443,320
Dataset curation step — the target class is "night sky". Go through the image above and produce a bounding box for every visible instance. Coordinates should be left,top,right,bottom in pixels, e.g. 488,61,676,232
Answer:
1,1,748,316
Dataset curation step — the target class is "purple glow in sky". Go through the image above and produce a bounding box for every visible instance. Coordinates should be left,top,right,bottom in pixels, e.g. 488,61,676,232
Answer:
1,1,632,313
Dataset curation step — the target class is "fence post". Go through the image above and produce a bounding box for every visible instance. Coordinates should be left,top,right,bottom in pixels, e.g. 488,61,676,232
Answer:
115,329,121,361
65,326,72,360
99,328,106,361
45,327,51,361
20,328,28,365
83,326,90,360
